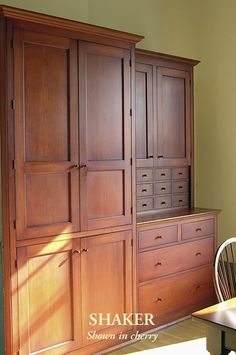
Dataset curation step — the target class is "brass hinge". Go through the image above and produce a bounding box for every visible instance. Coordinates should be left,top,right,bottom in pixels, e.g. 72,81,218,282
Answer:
11,38,14,49
130,108,132,117
130,158,132,165
11,99,15,110
15,259,18,269
131,206,133,214
131,239,133,247
129,59,132,67
13,220,17,229
12,160,16,170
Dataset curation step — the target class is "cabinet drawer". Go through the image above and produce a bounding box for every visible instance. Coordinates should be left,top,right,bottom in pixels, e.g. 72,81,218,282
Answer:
137,169,153,182
172,194,188,207
172,167,188,180
139,266,214,325
137,198,153,212
155,168,171,181
172,180,189,194
154,182,171,195
139,237,213,282
137,183,153,197
139,225,178,249
182,219,214,240
154,196,171,209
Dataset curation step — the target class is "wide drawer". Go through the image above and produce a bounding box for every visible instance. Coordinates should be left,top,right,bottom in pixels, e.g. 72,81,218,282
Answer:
172,167,188,180
154,196,171,209
155,168,171,181
139,237,214,282
139,225,178,249
139,266,215,326
172,180,189,194
137,198,153,212
182,219,214,240
172,193,189,207
137,183,153,197
154,181,171,195
137,169,153,182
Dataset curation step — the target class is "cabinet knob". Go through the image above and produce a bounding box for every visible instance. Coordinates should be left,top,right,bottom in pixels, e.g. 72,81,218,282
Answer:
142,203,147,207
155,262,162,266
161,173,165,176
155,235,162,240
196,228,202,232
161,187,166,190
142,174,147,177
195,252,202,257
142,189,147,192
161,201,166,205
82,248,88,253
178,172,183,175
179,199,183,203
179,186,183,189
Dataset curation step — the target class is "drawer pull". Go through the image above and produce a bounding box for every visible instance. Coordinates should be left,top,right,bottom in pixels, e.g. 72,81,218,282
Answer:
196,285,204,290
142,189,147,192
178,172,183,175
155,262,162,266
161,187,166,190
82,248,88,253
195,252,202,257
196,228,202,232
161,201,166,205
179,186,183,189
142,203,147,207
73,249,81,254
161,173,166,176
154,297,162,303
179,199,183,203
158,155,163,158
142,174,147,177
155,235,162,240
148,155,154,158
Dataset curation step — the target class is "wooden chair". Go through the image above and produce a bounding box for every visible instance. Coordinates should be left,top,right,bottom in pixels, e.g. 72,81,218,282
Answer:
214,237,236,302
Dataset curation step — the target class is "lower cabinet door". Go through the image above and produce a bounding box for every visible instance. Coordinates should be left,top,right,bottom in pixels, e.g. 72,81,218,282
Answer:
81,231,133,345
17,239,82,355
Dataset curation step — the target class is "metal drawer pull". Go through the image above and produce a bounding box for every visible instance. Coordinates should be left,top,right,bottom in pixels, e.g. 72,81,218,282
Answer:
195,252,202,256
69,164,79,170
179,186,183,189
82,248,88,253
155,235,162,240
142,174,147,177
80,164,87,169
158,155,163,158
142,189,147,192
179,172,183,175
73,249,81,254
154,297,162,302
161,173,165,176
161,201,166,205
161,187,166,190
179,199,183,203
196,228,202,232
155,262,162,266
148,155,154,158
142,203,147,207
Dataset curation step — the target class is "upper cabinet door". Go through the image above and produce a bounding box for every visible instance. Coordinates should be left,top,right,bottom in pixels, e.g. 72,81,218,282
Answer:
135,63,154,167
14,30,80,239
157,67,191,166
79,42,132,230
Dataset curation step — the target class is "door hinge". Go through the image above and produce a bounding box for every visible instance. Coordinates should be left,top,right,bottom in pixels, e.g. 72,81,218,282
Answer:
12,160,16,170
131,206,133,214
15,259,18,269
13,220,17,229
130,109,132,117
11,99,15,110
130,158,132,165
189,79,191,85
131,239,133,247
0,241,2,265
11,38,14,49
129,59,132,67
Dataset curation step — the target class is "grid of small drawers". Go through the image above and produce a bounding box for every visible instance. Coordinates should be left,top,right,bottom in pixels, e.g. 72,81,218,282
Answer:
137,167,190,212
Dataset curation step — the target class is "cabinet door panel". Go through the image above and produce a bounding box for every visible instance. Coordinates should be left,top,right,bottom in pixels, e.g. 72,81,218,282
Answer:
17,240,82,355
79,42,131,230
157,67,191,166
81,231,132,344
14,30,79,239
135,63,153,167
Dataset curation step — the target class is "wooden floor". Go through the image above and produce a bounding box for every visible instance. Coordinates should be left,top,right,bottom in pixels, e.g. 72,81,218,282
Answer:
107,318,235,355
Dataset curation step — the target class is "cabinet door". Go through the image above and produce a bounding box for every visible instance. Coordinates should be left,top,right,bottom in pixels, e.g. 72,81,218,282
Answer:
14,30,79,239
135,63,153,167
157,67,191,166
17,239,82,354
81,231,133,344
79,42,132,230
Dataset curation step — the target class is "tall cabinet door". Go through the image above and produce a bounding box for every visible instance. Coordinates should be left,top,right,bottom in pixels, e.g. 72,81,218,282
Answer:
14,30,80,239
79,42,132,230
157,67,191,166
135,63,154,167
17,239,82,354
81,231,133,344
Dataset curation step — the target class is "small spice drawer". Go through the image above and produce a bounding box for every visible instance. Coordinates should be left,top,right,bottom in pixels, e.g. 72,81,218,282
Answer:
172,167,188,180
139,225,178,249
172,180,189,194
154,196,171,209
155,168,171,181
138,265,214,324
154,181,171,195
137,198,153,212
172,194,189,207
137,169,153,182
182,218,214,240
138,237,214,282
137,183,153,197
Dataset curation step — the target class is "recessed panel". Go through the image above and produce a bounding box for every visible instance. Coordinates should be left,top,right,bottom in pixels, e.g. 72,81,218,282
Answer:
87,171,124,219
28,251,73,353
24,43,69,162
26,173,71,227
87,54,124,161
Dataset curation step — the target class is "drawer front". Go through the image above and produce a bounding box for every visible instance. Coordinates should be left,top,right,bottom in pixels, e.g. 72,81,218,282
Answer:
182,219,214,240
137,169,153,182
172,167,188,180
172,194,189,207
139,237,213,282
137,198,153,212
154,196,171,209
137,183,153,197
139,266,214,324
155,168,171,181
139,225,178,249
172,180,189,194
155,182,171,195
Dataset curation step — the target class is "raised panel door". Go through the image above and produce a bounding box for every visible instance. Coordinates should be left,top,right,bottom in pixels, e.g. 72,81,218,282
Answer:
79,42,132,230
81,231,133,344
17,239,82,354
157,67,191,166
14,30,79,239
